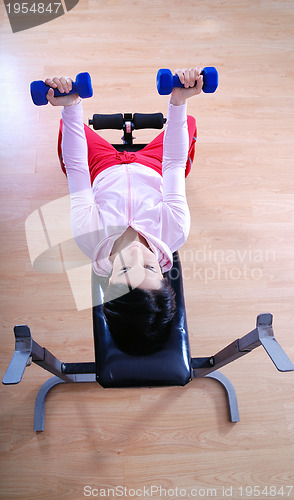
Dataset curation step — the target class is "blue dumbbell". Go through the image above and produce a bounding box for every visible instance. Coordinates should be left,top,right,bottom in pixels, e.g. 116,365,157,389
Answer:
30,72,93,106
157,67,218,95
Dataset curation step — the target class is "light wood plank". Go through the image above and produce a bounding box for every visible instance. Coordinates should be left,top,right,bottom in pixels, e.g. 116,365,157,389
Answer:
0,0,294,498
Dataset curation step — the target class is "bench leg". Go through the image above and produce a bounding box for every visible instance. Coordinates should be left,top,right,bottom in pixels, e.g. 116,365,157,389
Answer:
34,374,96,432
205,371,240,423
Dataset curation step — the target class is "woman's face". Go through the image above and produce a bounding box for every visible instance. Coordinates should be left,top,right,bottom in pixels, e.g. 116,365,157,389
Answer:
109,241,163,290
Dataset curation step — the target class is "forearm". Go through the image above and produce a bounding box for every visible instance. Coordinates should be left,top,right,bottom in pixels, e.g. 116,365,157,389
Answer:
62,101,92,194
162,101,189,200
62,102,101,257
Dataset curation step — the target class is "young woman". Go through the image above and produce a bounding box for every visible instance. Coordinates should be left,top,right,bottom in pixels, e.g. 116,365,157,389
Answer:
46,68,203,355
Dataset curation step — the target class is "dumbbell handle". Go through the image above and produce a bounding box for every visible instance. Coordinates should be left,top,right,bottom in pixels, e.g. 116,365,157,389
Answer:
48,82,79,98
30,72,93,106
173,73,201,89
173,67,218,93
30,81,79,105
157,67,218,95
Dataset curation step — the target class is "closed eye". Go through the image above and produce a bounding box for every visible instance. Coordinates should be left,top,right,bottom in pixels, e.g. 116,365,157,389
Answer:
119,265,157,275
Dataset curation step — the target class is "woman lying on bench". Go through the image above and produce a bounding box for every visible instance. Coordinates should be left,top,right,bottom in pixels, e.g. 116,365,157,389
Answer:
46,68,203,355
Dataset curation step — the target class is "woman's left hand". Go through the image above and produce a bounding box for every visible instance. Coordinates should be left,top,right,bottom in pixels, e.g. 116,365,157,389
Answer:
170,67,203,105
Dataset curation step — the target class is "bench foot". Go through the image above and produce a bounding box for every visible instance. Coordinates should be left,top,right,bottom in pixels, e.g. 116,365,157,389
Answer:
205,371,240,423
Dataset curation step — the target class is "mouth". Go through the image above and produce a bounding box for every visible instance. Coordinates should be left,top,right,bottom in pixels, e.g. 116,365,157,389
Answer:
128,243,142,249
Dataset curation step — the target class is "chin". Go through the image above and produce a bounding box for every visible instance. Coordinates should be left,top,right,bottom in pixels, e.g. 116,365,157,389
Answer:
128,242,145,249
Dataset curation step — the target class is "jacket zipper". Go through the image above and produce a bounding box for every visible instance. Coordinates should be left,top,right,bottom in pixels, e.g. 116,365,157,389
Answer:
126,164,132,225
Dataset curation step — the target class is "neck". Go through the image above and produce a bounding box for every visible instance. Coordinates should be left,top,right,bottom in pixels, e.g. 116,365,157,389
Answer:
109,227,151,262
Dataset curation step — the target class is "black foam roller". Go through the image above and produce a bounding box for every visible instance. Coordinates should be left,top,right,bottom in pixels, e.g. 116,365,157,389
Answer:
133,113,165,130
89,113,124,130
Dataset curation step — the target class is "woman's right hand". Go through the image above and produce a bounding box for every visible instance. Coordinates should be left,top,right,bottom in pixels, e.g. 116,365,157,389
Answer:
45,76,81,106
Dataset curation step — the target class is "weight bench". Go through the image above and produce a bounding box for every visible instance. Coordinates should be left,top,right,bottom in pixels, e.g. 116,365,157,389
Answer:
3,112,294,431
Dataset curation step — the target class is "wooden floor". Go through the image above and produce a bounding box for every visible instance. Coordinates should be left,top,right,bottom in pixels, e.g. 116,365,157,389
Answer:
1,0,294,499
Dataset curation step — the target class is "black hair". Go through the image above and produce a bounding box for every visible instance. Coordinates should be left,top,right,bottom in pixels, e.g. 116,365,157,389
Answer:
102,278,176,356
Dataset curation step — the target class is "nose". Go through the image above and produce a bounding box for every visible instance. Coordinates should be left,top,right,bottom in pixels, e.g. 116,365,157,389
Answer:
130,246,144,266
